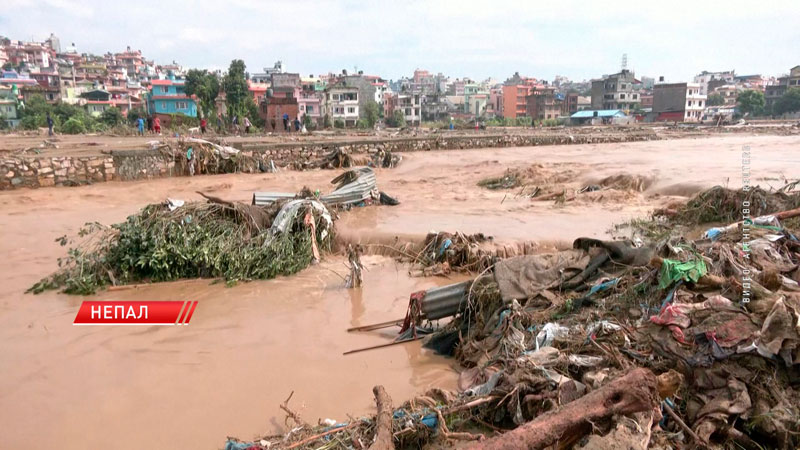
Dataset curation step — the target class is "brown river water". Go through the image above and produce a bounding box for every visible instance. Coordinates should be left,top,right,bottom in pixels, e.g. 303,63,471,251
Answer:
0,134,796,449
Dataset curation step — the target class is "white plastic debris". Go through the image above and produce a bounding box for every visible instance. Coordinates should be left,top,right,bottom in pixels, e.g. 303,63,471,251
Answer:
535,323,569,350
166,198,184,211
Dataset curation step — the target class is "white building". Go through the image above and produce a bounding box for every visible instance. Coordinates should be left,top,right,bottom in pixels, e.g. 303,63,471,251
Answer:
326,84,360,126
693,70,735,96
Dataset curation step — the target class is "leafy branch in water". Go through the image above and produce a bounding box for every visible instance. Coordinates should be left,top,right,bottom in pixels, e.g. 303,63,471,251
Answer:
29,202,331,295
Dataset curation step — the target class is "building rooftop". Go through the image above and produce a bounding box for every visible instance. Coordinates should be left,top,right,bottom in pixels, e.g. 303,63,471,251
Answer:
571,109,626,118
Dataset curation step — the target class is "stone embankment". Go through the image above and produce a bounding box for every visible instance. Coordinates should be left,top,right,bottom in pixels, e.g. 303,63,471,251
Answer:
1,131,658,190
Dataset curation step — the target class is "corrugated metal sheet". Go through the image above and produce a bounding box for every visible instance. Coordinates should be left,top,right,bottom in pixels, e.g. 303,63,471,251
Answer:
252,192,297,206
320,167,377,206
252,167,378,207
421,280,471,320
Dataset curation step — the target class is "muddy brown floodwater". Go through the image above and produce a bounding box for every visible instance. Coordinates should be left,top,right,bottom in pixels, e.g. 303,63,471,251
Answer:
0,134,797,449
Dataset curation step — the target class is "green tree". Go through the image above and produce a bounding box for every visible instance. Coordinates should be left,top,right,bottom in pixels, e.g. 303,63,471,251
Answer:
773,88,800,116
362,100,380,127
61,117,87,134
127,106,147,124
223,60,249,119
737,90,765,116
323,113,333,128
184,69,220,119
387,110,406,128
100,107,124,127
707,93,725,106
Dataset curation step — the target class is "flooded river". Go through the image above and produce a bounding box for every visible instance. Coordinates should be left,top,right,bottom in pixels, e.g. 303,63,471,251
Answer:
0,134,796,448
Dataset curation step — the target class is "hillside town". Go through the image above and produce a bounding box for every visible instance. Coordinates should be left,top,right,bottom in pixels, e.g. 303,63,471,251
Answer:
2,33,799,133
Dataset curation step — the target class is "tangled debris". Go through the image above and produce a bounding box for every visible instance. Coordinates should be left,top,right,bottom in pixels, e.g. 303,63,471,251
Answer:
228,191,800,449
658,185,800,225
296,147,402,170
29,197,333,295
155,138,262,176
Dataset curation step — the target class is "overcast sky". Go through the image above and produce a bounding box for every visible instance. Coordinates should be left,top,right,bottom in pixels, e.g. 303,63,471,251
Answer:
2,0,798,82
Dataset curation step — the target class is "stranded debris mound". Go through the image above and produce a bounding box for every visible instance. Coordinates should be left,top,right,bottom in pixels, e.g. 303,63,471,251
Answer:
30,167,396,295
227,188,800,449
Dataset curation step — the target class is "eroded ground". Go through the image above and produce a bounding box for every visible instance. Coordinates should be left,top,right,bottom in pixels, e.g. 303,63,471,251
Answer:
0,134,797,449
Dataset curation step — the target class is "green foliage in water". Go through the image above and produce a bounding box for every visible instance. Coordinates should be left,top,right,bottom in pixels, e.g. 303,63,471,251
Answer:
29,202,330,295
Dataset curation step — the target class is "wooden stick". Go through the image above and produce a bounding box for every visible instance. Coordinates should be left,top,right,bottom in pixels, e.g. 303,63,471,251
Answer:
347,319,404,332
343,336,424,355
663,402,706,446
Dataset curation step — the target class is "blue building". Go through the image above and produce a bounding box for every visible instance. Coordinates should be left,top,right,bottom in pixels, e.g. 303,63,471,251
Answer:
146,75,197,118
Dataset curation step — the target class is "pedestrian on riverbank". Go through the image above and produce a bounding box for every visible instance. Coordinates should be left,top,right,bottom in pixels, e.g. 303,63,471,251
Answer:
137,117,145,136
200,117,207,134
153,117,161,135
244,116,252,134
46,113,54,136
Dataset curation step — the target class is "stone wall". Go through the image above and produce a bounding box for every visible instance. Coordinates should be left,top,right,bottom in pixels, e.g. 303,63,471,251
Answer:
2,155,115,189
0,131,659,190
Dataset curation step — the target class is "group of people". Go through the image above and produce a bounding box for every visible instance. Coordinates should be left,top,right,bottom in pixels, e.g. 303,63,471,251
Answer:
269,113,303,132
135,116,162,136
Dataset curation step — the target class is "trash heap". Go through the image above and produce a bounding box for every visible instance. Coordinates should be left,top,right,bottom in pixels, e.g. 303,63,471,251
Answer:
227,186,800,449
154,137,261,175
295,147,402,171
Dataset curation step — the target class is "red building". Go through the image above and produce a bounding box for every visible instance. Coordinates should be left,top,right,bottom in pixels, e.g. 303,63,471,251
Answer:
501,73,542,118
259,96,299,132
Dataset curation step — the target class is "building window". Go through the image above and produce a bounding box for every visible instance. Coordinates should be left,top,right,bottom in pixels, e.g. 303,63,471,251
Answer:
699,101,703,107
633,94,638,99
687,100,692,107
161,86,168,93
162,102,167,109
620,93,626,99
175,101,188,109
307,105,313,113
347,107,355,114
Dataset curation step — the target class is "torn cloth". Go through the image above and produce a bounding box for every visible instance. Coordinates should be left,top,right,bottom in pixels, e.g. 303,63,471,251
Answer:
494,250,591,301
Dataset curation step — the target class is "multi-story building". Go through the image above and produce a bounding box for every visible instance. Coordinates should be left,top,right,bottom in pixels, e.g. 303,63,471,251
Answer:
561,92,578,116
765,65,800,110
711,84,738,106
693,70,735,96
298,77,325,126
590,69,640,112
115,47,145,77
652,82,706,122
525,87,561,120
325,82,359,126
146,76,197,119
501,73,539,118
0,86,19,128
397,93,421,125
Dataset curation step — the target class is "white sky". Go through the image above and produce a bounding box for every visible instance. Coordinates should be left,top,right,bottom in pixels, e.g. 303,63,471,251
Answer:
2,0,798,82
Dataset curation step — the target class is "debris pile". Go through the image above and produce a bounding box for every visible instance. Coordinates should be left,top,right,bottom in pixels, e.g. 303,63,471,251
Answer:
29,197,333,295
154,138,262,176
476,164,654,205
254,167,400,210
227,191,800,449
658,185,800,225
296,147,402,170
